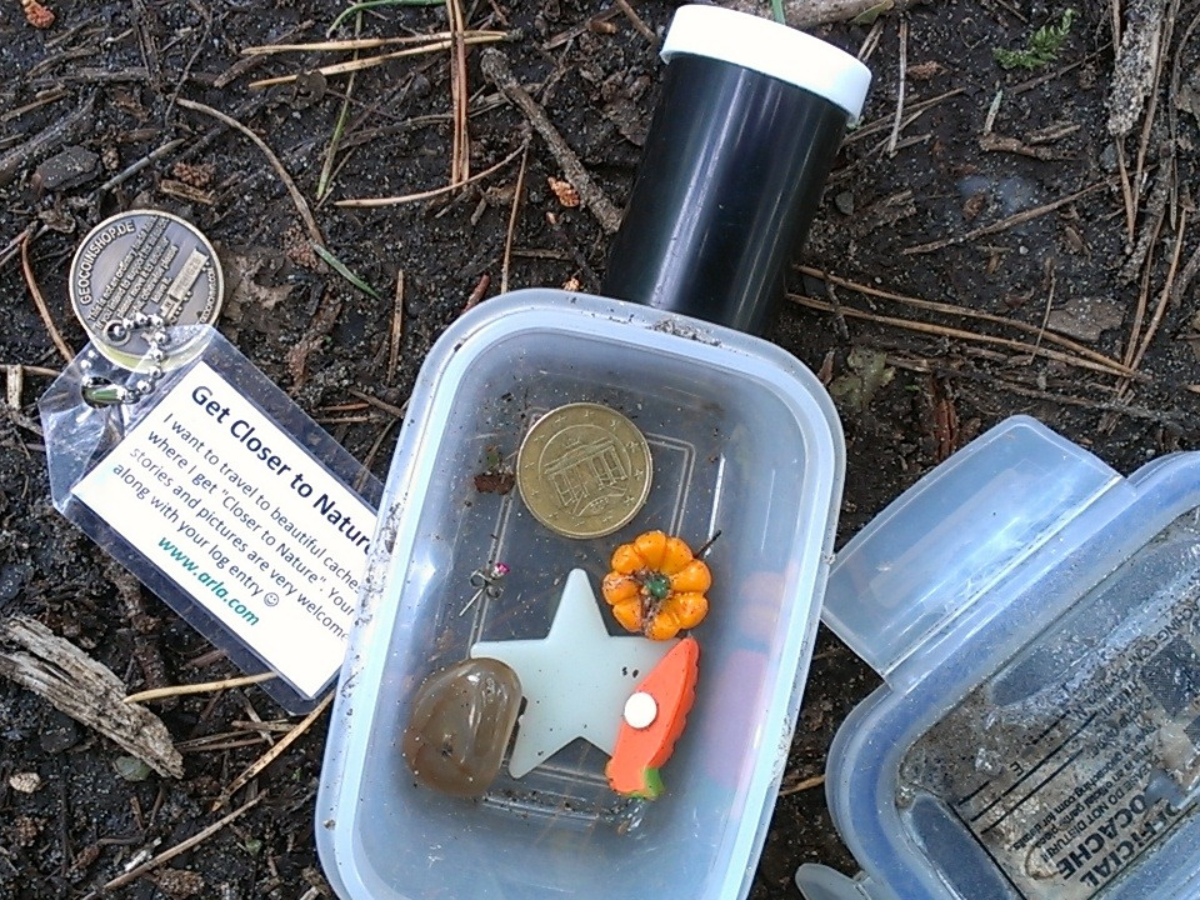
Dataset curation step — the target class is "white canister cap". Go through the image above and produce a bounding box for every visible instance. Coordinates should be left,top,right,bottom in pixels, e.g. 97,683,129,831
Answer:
661,5,872,120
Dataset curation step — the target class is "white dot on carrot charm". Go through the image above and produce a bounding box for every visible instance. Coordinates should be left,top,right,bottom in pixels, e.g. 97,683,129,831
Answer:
623,692,658,730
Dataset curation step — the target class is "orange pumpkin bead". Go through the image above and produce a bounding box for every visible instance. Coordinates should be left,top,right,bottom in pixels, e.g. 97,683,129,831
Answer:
602,530,713,640
669,559,712,594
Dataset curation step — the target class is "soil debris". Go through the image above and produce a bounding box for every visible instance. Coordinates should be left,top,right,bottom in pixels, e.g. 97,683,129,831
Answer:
7,772,42,794
474,445,516,495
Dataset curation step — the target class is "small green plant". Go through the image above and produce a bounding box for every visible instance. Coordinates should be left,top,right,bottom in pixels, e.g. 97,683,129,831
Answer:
994,8,1077,71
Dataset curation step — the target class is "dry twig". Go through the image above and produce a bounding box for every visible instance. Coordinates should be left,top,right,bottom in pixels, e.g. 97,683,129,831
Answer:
20,233,73,363
1108,0,1169,137
215,19,314,88
481,49,622,233
388,270,405,385
0,617,183,778
858,17,885,60
724,0,925,27
249,33,510,89
780,774,826,796
215,692,333,808
124,672,278,705
5,365,22,409
176,98,324,246
462,273,491,313
336,145,524,207
0,93,95,186
845,88,965,145
98,137,186,193
1132,0,1179,224
348,388,408,419
788,294,1142,380
614,0,659,47
902,181,1108,255
242,29,505,55
886,354,1190,425
448,0,470,184
796,267,1129,374
360,416,400,476
1167,4,1200,227
84,795,263,897
887,18,909,156
500,145,530,295
1130,208,1188,374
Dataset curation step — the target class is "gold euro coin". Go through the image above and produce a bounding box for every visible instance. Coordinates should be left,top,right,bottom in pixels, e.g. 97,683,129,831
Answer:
516,403,653,539
69,210,224,369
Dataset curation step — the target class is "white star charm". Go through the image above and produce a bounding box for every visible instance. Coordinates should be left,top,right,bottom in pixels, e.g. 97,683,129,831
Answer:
471,568,676,778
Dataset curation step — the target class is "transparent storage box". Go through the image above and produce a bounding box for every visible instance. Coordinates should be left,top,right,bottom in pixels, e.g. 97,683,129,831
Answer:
316,289,845,900
797,416,1200,900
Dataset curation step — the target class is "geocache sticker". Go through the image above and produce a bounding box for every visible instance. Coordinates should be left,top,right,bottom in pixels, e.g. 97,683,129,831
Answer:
73,362,376,698
901,512,1200,899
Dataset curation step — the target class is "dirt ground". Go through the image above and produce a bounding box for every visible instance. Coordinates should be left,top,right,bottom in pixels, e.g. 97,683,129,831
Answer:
1,0,1198,898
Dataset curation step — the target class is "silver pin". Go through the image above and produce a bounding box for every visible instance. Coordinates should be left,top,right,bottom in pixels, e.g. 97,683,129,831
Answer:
458,562,510,616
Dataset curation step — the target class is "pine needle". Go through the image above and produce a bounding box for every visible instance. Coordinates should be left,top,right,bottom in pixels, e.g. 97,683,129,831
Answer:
329,0,445,36
314,244,382,298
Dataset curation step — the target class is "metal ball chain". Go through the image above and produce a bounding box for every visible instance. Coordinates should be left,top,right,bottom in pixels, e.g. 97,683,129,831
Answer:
80,314,171,407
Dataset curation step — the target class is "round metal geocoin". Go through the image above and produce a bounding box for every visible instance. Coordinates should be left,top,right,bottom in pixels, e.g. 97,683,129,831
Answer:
69,210,224,368
516,402,653,539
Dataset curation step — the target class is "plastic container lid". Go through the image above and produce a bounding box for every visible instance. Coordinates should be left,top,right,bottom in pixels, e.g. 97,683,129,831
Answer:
661,5,871,119
799,416,1200,900
316,289,845,900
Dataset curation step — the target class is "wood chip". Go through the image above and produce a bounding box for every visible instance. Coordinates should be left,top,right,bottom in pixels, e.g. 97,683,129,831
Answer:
159,179,215,205
0,616,183,778
1108,0,1169,136
5,364,23,409
724,0,926,27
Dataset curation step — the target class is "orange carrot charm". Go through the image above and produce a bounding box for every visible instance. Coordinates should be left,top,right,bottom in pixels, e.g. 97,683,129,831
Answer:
606,636,700,799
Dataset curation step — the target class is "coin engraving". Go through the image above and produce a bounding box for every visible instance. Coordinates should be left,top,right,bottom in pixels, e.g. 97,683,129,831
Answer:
70,210,224,365
517,403,652,539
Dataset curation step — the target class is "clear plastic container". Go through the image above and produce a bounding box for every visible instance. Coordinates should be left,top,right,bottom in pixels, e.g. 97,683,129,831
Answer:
797,416,1200,900
316,289,845,900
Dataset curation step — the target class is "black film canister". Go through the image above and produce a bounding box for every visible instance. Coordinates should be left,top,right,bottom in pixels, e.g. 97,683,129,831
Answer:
601,6,871,335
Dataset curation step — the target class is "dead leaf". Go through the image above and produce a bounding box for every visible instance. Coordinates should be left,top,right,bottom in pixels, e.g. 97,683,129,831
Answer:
908,61,944,80
1045,296,1124,343
829,348,895,414
548,176,580,208
221,246,297,313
